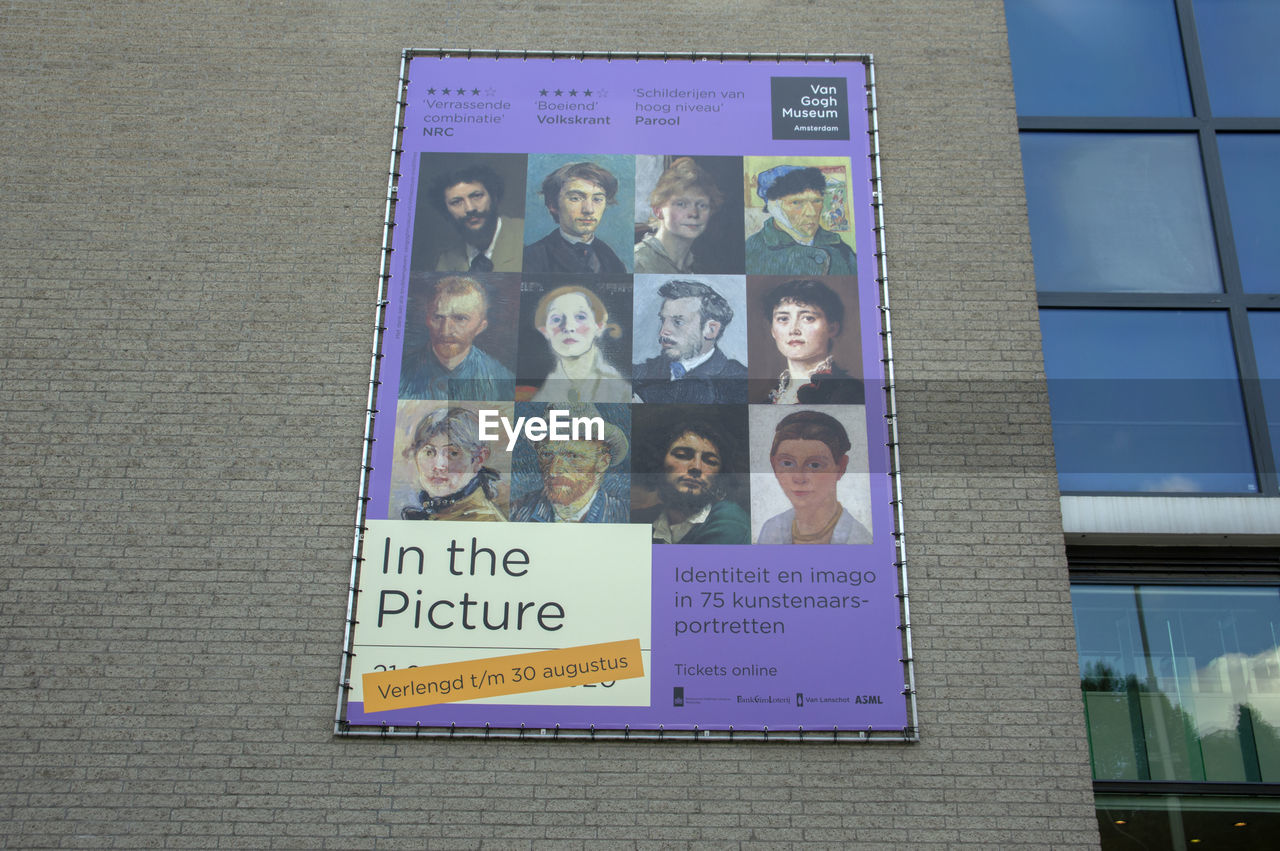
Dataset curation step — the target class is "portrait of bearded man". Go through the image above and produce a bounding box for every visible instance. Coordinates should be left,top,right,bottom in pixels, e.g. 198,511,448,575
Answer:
428,162,524,274
510,403,630,523
745,164,855,276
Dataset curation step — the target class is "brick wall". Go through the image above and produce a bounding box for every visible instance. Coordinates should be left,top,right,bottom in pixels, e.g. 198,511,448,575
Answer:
0,1,1099,846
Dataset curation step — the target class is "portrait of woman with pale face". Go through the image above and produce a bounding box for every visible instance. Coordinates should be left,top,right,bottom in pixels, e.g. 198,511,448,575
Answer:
529,285,631,403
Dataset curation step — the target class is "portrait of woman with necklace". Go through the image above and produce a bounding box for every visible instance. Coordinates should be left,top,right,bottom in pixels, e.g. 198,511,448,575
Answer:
756,409,871,545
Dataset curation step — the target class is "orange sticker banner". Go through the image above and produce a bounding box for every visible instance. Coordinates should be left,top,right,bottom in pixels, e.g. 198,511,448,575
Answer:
361,639,645,712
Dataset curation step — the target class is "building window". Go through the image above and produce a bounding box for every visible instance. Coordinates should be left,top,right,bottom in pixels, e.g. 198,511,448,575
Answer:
1073,582,1280,782
1247,312,1280,472
1040,310,1255,494
1021,133,1220,293
1007,0,1280,495
1217,133,1280,293
1095,792,1280,849
1005,0,1191,116
1193,0,1280,117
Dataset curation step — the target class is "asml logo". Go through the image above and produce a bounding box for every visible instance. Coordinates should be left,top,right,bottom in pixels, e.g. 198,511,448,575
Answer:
477,409,604,451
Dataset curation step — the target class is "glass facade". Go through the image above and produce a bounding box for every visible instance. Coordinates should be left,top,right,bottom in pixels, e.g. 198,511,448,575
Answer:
1073,584,1280,782
1040,310,1254,494
1021,133,1220,294
1008,0,1280,496
1007,0,1280,846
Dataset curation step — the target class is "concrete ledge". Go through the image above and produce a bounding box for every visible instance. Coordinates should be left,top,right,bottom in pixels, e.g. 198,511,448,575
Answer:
1062,495,1280,545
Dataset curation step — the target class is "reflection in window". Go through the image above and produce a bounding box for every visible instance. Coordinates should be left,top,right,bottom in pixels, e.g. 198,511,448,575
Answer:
1193,0,1280,117
1022,134,1221,293
1248,312,1280,472
1218,134,1280,293
1040,309,1256,493
1073,584,1280,783
1004,0,1191,117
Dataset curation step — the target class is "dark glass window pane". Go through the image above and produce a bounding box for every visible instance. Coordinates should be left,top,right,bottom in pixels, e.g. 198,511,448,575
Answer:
1073,584,1280,783
1097,793,1280,848
1005,0,1192,116
1022,134,1222,293
1040,310,1256,493
1248,311,1280,471
1218,134,1280,293
1193,0,1280,116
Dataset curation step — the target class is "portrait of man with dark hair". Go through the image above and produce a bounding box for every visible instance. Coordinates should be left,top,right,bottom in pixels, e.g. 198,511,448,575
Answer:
413,153,526,275
427,163,524,273
745,163,856,276
631,406,750,545
631,277,748,404
523,158,631,274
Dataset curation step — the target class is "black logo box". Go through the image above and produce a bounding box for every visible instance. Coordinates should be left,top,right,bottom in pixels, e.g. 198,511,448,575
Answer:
770,76,851,141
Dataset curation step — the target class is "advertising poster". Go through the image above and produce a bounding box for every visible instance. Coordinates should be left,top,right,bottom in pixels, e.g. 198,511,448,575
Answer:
340,52,910,739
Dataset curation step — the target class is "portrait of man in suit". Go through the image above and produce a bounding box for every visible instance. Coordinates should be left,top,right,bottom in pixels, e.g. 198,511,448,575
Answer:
523,160,628,275
631,278,748,404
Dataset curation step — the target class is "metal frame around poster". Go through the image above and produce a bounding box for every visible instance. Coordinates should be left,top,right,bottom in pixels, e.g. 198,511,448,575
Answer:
336,49,916,742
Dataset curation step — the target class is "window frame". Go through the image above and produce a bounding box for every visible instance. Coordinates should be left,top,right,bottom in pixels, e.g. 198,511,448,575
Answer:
1017,0,1280,495
1069,549,1280,796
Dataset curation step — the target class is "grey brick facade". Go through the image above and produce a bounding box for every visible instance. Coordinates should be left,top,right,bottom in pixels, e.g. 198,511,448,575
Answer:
0,1,1099,846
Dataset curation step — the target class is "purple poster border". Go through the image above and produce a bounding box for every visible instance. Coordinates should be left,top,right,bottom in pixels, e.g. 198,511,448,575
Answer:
337,50,916,742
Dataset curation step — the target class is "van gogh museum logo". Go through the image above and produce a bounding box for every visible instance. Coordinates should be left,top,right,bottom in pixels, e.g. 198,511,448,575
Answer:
770,76,850,141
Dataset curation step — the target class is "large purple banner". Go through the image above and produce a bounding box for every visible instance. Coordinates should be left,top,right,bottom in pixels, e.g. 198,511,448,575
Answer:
340,52,907,738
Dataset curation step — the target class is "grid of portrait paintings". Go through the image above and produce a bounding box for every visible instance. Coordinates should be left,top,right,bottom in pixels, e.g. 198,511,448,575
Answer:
387,151,872,546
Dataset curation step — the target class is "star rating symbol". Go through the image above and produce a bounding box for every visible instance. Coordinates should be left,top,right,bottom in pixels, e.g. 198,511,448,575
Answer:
471,88,480,95
596,88,608,97
426,87,436,95
441,87,451,95
535,84,603,99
